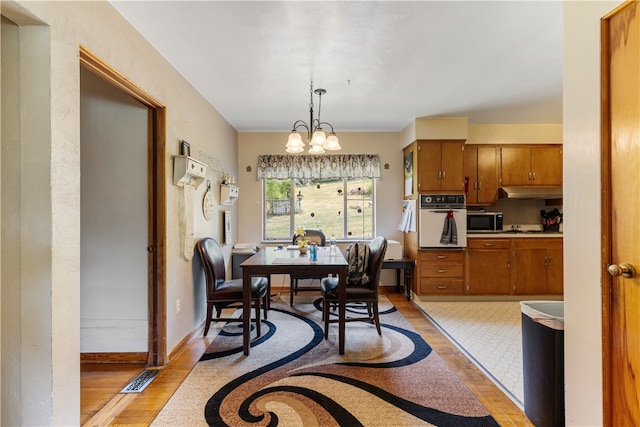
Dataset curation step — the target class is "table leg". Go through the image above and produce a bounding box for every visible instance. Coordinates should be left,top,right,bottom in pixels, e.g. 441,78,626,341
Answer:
339,266,346,355
405,263,413,301
396,269,401,293
242,271,251,355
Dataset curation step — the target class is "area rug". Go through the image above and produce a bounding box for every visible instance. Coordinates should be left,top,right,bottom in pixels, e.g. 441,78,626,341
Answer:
152,296,499,426
414,299,524,406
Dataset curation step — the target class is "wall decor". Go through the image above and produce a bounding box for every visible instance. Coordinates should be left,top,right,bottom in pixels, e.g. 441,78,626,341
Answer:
180,140,191,157
224,210,232,245
202,180,215,221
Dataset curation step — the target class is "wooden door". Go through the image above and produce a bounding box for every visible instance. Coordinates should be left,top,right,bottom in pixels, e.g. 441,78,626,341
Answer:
463,146,479,204
440,141,464,191
477,146,500,204
500,147,531,186
531,146,563,185
417,141,441,191
512,243,548,295
546,240,564,294
466,240,511,294
602,3,640,424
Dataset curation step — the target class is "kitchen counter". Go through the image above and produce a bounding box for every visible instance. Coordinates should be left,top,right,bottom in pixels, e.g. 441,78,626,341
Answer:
468,231,563,238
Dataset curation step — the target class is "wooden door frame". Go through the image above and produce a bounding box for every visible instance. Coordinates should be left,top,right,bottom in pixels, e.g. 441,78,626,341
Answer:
79,46,168,366
600,2,635,424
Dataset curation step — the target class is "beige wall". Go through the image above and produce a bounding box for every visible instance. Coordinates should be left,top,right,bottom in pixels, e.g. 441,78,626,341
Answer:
1,1,237,424
237,132,405,246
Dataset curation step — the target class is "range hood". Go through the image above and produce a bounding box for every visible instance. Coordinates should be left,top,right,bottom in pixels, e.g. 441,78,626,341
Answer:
499,186,563,200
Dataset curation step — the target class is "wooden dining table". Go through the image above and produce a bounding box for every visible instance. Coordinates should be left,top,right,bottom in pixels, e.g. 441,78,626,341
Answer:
240,246,349,355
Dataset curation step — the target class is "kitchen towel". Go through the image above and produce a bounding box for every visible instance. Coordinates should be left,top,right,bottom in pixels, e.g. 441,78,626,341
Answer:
440,210,458,245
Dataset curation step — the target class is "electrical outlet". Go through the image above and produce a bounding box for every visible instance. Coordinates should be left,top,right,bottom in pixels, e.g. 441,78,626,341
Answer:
175,299,181,314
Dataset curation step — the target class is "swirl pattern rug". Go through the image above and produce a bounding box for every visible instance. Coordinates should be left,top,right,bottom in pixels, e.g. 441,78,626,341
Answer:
152,297,498,426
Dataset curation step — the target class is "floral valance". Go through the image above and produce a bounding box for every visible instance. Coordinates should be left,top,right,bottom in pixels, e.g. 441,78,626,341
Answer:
256,154,381,180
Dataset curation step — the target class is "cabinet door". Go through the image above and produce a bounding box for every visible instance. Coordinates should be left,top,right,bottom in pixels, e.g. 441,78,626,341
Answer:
476,146,500,204
500,147,531,186
463,146,479,204
417,141,442,191
546,240,564,294
530,146,563,186
466,248,511,294
512,247,548,294
440,141,465,191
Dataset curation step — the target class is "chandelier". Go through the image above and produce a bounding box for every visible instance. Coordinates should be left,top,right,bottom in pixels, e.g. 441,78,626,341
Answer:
285,81,341,154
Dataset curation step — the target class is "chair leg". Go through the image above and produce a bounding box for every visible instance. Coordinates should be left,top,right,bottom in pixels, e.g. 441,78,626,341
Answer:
204,302,213,336
290,279,295,306
323,298,330,340
263,295,269,320
254,298,261,337
372,300,382,336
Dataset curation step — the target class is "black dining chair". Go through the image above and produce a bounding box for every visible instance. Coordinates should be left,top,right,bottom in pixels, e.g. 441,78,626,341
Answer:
320,236,387,340
196,238,269,337
289,229,327,305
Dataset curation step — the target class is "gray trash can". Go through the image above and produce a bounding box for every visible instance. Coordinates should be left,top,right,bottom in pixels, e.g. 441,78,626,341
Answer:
520,301,565,427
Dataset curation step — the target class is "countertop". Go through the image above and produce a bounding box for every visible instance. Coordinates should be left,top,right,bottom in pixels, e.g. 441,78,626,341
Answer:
467,231,563,239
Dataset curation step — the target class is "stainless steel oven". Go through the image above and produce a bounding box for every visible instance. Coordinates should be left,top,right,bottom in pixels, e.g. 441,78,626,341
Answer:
418,194,467,248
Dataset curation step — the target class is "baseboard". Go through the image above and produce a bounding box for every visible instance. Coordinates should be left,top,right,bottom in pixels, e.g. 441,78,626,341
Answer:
168,320,205,362
81,352,148,364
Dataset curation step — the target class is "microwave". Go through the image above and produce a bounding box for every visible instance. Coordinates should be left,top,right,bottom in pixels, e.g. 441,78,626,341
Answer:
467,211,503,233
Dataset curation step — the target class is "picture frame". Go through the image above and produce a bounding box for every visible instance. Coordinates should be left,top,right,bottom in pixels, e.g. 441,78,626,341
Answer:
180,140,191,157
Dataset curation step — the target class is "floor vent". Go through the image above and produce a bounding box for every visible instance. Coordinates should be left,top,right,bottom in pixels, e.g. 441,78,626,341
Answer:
120,369,160,394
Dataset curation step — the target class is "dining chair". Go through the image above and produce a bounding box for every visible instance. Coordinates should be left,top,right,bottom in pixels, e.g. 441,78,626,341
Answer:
320,236,388,340
196,237,269,337
289,229,327,305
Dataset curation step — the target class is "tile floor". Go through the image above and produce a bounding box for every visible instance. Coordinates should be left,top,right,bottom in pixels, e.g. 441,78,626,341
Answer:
413,299,524,407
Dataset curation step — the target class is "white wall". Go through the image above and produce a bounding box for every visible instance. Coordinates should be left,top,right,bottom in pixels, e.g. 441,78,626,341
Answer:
563,1,623,425
80,68,149,352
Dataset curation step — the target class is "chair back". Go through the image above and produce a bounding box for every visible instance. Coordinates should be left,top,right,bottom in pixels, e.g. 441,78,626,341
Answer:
366,236,388,291
196,238,226,295
292,229,326,246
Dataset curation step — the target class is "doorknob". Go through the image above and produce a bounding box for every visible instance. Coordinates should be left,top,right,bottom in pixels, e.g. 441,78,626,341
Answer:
608,263,635,278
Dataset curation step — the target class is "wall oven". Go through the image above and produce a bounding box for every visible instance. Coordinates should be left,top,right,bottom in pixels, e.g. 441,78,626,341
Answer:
419,194,467,248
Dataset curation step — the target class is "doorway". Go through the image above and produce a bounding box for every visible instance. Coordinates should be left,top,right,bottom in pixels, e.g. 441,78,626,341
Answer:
79,47,167,367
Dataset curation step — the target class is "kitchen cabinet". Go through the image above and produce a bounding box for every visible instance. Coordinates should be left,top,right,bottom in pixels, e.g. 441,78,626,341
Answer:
463,145,500,205
417,140,465,192
418,250,465,294
466,239,511,294
500,145,562,186
512,238,563,295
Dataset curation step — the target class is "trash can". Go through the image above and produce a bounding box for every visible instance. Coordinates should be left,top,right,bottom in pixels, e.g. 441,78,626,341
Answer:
520,301,565,427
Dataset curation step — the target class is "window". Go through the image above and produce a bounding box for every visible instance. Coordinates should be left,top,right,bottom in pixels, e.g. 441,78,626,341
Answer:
263,177,375,241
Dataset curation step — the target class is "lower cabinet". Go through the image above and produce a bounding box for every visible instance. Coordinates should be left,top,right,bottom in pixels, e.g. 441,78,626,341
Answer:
512,238,563,295
466,239,511,294
416,238,563,296
418,250,465,294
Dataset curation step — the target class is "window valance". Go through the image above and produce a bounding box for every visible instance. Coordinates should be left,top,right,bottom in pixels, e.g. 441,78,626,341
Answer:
257,154,381,180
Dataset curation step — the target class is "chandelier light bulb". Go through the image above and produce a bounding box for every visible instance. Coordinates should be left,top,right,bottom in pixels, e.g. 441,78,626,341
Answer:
308,144,326,155
311,129,327,146
324,134,341,151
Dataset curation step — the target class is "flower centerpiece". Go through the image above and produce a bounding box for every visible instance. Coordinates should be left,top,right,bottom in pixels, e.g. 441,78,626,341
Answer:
294,227,310,254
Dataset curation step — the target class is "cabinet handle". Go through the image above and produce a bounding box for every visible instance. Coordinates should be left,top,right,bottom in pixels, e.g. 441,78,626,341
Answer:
437,269,447,273
437,285,448,289
473,182,478,190
532,172,536,181
437,255,447,259
478,181,482,190
483,243,494,247
442,170,446,179
437,170,442,179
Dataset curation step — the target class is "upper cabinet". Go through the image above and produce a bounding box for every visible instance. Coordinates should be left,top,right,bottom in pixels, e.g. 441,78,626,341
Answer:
500,145,563,186
417,140,465,192
464,145,500,205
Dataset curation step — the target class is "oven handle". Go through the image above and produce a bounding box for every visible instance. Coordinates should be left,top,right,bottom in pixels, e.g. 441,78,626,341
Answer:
426,209,466,213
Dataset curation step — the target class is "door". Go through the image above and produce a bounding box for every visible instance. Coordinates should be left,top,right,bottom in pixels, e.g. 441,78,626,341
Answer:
418,208,467,248
602,3,640,425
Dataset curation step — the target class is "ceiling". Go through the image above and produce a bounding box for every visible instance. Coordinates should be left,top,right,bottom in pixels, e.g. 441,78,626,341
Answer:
110,1,563,133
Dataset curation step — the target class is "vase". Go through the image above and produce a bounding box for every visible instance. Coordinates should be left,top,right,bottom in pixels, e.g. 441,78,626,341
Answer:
298,247,308,254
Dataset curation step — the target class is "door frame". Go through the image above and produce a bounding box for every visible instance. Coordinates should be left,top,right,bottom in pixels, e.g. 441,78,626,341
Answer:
79,46,168,366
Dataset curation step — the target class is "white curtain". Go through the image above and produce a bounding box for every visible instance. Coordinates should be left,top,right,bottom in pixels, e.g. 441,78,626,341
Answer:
257,154,381,180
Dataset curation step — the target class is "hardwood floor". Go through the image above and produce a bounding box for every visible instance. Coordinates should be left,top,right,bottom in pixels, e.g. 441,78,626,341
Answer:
81,287,533,426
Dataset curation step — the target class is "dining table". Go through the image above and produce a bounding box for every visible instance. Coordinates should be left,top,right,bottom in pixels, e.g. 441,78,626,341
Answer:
240,246,349,355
